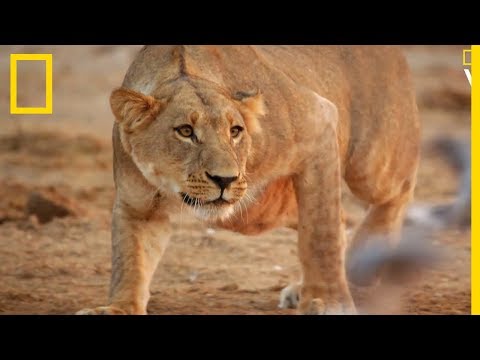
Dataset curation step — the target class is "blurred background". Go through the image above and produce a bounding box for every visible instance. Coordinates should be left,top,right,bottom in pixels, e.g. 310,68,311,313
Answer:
0,46,471,314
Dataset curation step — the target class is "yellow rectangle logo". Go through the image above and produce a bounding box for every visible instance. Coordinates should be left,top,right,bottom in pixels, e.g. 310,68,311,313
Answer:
10,53,53,114
472,45,478,314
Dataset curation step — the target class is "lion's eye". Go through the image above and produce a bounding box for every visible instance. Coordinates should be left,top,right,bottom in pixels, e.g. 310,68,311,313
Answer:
175,125,194,138
230,126,243,138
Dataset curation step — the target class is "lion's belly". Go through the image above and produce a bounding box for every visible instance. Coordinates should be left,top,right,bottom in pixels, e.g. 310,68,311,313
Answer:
215,176,298,235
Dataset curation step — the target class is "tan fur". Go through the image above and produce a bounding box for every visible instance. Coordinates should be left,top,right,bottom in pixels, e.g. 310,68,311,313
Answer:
77,46,420,315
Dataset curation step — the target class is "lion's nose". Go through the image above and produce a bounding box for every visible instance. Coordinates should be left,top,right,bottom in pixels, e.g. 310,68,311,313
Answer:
206,172,238,190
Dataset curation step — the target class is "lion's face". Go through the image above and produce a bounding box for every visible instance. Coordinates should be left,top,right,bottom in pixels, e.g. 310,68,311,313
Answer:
111,82,265,220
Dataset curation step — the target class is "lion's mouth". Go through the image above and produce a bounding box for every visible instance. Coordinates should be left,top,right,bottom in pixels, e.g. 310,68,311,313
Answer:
180,193,231,207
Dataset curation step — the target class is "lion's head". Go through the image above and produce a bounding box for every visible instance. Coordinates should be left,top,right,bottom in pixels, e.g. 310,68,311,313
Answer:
110,78,265,220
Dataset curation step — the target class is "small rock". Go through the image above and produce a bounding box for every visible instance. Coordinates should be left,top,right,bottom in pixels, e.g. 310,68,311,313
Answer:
218,283,239,291
188,271,199,283
25,191,81,224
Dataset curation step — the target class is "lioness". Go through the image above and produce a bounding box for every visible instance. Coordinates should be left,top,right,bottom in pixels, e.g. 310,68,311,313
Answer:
78,46,420,315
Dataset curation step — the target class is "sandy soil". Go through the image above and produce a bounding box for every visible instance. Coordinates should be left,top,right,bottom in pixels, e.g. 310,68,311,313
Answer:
0,45,471,314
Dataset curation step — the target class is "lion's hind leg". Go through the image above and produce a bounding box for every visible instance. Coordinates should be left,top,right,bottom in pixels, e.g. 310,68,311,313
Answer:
346,175,417,285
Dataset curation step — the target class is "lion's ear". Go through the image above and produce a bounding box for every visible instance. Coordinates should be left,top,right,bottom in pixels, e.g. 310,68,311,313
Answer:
233,90,266,134
110,87,166,132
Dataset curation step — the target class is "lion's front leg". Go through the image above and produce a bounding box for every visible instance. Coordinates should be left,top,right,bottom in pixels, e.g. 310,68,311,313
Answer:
77,201,171,315
293,121,355,315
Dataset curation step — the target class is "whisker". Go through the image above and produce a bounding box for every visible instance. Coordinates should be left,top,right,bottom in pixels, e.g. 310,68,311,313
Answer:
238,199,244,224
226,210,234,226
243,192,255,209
180,192,188,228
146,187,159,210
241,198,249,224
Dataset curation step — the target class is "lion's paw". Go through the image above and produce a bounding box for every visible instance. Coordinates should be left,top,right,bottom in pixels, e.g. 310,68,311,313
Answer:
76,306,128,315
279,283,301,309
298,298,356,315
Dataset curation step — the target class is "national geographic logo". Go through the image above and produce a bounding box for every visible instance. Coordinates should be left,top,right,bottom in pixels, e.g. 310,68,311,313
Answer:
10,53,53,114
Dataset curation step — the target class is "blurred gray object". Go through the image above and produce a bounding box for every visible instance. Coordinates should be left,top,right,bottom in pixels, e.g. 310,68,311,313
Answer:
349,137,470,287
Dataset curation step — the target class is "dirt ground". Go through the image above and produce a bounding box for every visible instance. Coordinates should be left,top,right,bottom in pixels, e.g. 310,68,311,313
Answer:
0,46,471,315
